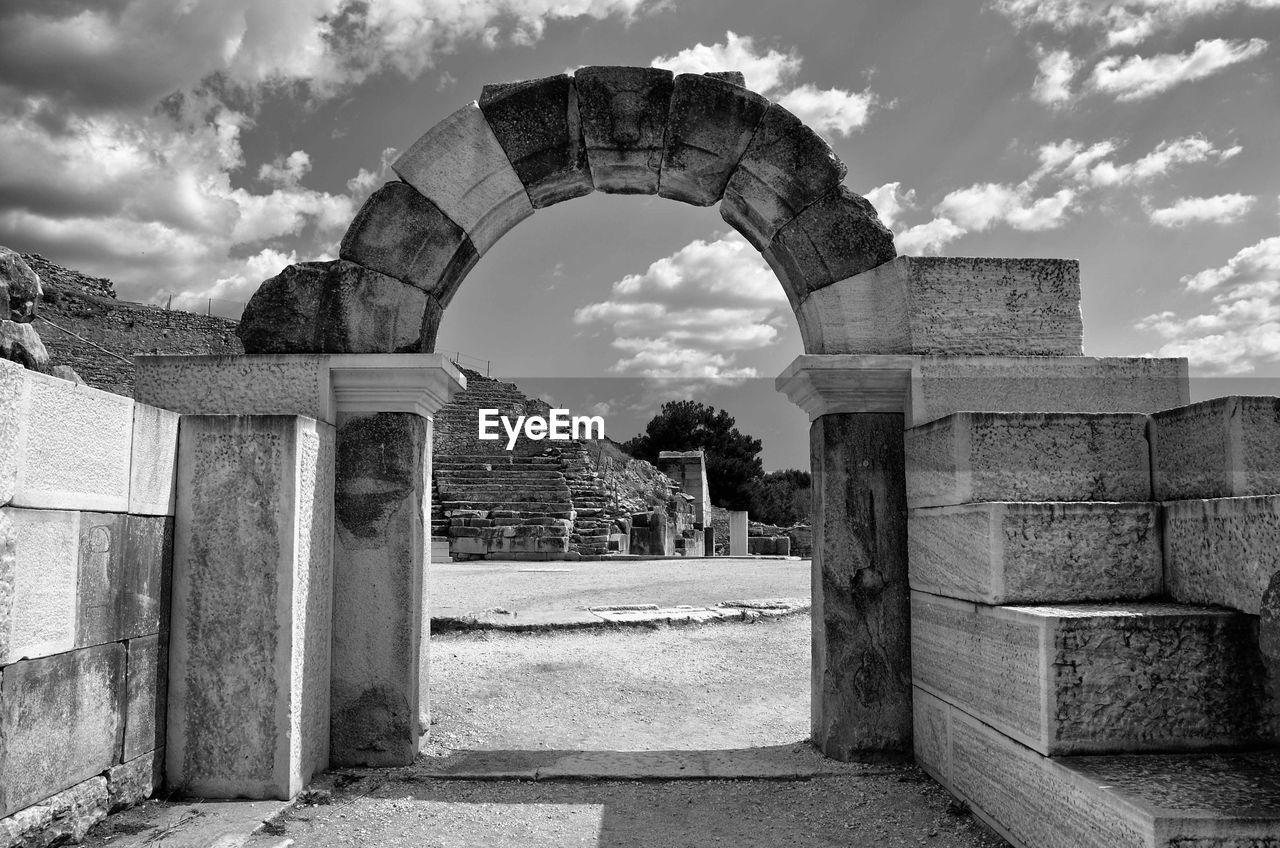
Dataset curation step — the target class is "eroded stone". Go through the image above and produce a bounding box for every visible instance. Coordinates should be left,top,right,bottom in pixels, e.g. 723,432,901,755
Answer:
908,502,1162,604
0,511,13,663
393,102,534,255
1,359,24,505
124,634,167,761
123,515,171,639
574,66,673,194
1151,396,1280,500
75,511,126,647
0,776,110,848
479,74,594,207
4,508,79,661
0,319,50,371
720,103,847,250
129,402,179,516
659,73,768,206
911,593,1269,755
237,261,328,353
339,182,478,299
0,246,41,323
764,185,896,309
107,750,161,812
1163,495,1280,614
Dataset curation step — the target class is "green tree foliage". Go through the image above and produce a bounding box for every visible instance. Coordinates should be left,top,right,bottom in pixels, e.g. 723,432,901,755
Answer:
749,469,812,526
622,400,763,511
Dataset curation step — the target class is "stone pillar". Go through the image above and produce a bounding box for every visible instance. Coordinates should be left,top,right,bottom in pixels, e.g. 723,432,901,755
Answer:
728,511,748,556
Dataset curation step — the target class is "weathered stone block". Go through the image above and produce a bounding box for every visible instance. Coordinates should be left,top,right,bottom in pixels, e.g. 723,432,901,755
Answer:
135,355,331,421
720,103,847,250
478,73,594,208
129,402,179,516
1163,495,1280,615
911,592,1269,755
728,510,747,557
75,511,126,648
658,73,768,206
320,259,429,353
1,246,40,323
574,66,673,194
122,516,172,640
107,750,162,812
10,369,133,512
394,102,535,255
764,186,896,310
0,359,23,506
3,508,79,661
906,411,1151,508
1151,396,1280,500
908,502,1161,604
124,634,167,762
0,320,49,371
0,643,126,816
0,776,110,848
338,181,478,301
0,511,11,663
169,414,334,799
236,261,328,353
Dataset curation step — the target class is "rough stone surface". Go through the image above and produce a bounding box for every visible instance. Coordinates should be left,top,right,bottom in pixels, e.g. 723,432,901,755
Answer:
338,181,478,299
0,359,23,506
1151,396,1280,500
51,365,84,384
811,414,911,758
478,74,594,208
75,511,126,647
917,688,1280,848
574,66,673,194
911,593,1269,755
1263,571,1280,739
129,402,179,516
0,776,110,848
122,515,172,639
134,355,330,422
235,261,328,353
764,186,896,309
908,502,1162,605
331,412,426,767
906,412,1152,508
0,512,11,663
720,103,847,250
107,750,162,812
0,320,49,371
3,508,79,661
9,369,133,512
658,73,768,206
124,634,167,762
1163,495,1280,615
170,414,334,799
0,246,41,323
393,102,534,255
0,643,125,816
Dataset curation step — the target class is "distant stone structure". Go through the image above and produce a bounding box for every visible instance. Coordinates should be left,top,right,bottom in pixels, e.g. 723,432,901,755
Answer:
657,450,710,528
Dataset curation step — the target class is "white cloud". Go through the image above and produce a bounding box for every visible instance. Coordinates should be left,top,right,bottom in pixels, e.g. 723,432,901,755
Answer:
896,217,966,255
652,31,881,136
1032,47,1081,105
573,232,788,383
1034,136,1237,188
863,182,914,230
1149,193,1257,227
1182,236,1280,292
936,184,1076,232
1089,38,1269,100
993,0,1280,47
258,150,312,187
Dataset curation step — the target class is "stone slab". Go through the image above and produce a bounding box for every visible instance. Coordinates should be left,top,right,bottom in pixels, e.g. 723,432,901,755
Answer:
0,776,110,848
122,515,172,639
728,510,747,557
906,411,1152,507
129,402,179,516
169,414,333,800
1163,495,1280,614
0,643,125,816
321,259,429,353
338,181,478,301
911,592,1268,755
0,513,8,664
478,73,594,208
658,73,768,206
0,359,23,506
720,103,847,250
2,507,79,661
107,749,162,812
9,368,133,512
574,66,673,194
777,355,1189,426
917,689,1280,848
134,355,331,422
394,102,535,255
124,634,167,762
1151,396,1280,500
764,186,896,310
908,502,1162,604
75,511,127,648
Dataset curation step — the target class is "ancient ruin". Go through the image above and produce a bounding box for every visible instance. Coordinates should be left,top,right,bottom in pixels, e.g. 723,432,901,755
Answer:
1,65,1278,847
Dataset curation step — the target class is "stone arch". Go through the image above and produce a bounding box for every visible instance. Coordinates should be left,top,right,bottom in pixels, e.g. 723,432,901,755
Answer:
238,66,898,356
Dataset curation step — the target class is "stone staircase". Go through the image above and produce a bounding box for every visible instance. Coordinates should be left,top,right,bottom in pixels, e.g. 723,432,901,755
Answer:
431,454,574,559
906,407,1280,847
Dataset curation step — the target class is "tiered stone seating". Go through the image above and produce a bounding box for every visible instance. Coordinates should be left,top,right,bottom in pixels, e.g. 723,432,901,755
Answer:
906,408,1280,847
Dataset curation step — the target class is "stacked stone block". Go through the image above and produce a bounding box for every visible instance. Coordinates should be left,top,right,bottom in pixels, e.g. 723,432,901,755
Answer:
0,359,175,845
906,406,1280,846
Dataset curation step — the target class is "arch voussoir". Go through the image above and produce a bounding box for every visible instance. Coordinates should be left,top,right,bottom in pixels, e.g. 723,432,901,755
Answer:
479,73,594,208
719,103,848,251
574,66,673,194
658,73,769,207
392,102,534,256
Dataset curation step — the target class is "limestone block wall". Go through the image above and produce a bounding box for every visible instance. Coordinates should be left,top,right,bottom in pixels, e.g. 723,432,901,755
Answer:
0,359,176,846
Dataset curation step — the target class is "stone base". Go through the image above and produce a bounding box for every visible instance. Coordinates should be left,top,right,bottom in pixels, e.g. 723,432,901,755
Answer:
908,502,1161,604
1164,495,1280,614
1151,396,1280,500
915,688,1280,848
911,592,1269,755
0,776,109,848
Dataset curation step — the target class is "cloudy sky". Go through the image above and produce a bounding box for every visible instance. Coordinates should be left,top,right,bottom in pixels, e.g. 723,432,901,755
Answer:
2,0,1279,469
